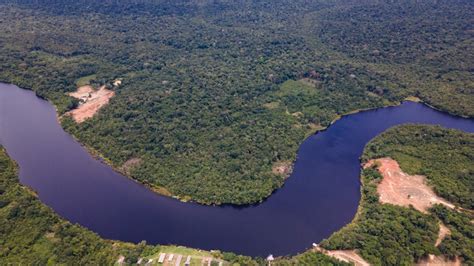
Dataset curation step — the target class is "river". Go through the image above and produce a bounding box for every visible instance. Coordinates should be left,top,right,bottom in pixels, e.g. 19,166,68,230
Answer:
0,83,473,257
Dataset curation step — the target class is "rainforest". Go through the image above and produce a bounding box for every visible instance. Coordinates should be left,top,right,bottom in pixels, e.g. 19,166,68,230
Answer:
0,0,473,265
0,0,472,204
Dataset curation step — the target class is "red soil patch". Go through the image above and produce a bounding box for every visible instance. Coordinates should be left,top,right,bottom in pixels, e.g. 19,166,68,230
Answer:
272,161,292,177
67,85,115,123
364,158,455,213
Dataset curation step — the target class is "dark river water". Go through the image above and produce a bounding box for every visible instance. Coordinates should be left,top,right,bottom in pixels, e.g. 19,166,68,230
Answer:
0,83,473,257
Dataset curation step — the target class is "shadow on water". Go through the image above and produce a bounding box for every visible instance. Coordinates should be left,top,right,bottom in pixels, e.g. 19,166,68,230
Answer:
0,83,473,256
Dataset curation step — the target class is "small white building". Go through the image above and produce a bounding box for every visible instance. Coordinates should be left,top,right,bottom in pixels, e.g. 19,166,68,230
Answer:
184,255,191,265
266,254,275,266
158,253,166,263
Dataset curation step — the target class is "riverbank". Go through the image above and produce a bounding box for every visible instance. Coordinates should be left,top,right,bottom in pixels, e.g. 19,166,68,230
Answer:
0,146,261,265
2,82,473,256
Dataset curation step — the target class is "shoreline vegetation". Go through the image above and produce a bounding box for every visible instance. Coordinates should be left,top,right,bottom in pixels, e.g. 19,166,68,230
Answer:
0,0,472,205
0,147,263,265
0,0,472,264
1,102,472,264
57,78,428,206
0,146,346,265
2,78,464,208
4,77,462,209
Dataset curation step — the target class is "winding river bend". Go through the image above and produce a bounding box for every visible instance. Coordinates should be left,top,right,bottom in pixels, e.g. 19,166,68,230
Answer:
1,83,473,257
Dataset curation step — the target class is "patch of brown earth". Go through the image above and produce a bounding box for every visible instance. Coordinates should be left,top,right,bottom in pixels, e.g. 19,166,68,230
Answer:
416,255,461,266
272,161,292,177
313,246,369,266
67,85,115,123
435,222,451,247
414,223,456,266
120,158,142,175
364,158,455,213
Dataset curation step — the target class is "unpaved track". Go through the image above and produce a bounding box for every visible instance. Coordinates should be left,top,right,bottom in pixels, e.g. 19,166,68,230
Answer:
313,246,369,266
435,223,451,247
325,250,370,266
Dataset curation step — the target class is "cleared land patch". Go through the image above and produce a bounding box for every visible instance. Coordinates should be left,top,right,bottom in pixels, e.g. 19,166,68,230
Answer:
364,158,455,213
119,157,142,175
67,85,115,123
272,161,292,177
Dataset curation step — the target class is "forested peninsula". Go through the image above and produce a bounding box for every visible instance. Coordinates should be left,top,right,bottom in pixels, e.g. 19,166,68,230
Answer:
323,125,474,265
0,0,472,204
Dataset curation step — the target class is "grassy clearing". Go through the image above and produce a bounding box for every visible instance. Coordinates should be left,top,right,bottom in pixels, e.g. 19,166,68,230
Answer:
147,246,216,258
75,74,97,87
277,79,319,97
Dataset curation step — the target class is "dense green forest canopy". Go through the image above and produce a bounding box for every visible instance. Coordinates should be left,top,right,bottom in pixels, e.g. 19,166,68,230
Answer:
323,125,474,265
0,0,472,204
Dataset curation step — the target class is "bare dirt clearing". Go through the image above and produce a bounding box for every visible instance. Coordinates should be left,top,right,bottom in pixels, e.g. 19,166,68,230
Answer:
313,246,369,266
364,158,455,213
435,222,451,247
120,158,142,175
363,158,465,265
67,85,115,123
272,161,292,177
